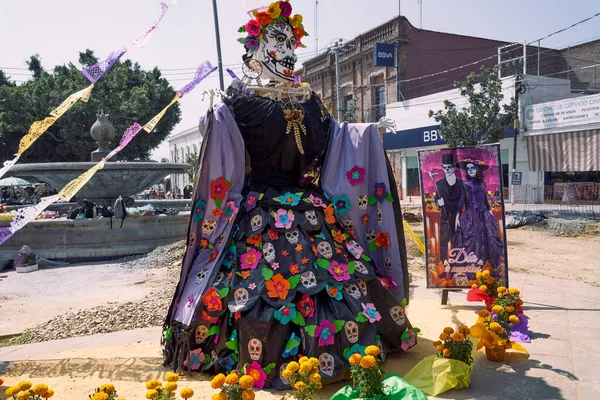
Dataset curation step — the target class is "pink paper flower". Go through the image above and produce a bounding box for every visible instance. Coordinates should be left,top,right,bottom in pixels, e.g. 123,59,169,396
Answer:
246,361,268,389
279,1,292,17
240,248,262,270
183,348,205,370
346,165,366,186
346,241,363,259
274,208,294,229
307,194,326,208
401,328,416,350
221,201,238,221
297,294,315,318
245,19,261,36
314,319,336,347
361,302,382,323
328,261,350,282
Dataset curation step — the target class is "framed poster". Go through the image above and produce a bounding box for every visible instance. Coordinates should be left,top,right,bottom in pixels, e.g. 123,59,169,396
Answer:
418,144,508,289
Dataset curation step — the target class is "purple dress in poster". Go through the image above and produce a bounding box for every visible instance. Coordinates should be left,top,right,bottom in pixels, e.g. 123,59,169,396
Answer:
451,159,504,269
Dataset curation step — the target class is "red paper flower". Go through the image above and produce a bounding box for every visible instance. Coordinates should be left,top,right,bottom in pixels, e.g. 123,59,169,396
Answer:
202,287,222,312
210,177,231,201
297,295,315,318
375,232,391,249
245,19,261,36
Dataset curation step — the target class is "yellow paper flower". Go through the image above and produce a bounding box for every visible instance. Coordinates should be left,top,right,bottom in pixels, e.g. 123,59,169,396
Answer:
349,353,362,366
481,270,490,278
282,369,293,379
99,384,115,394
239,375,255,389
505,306,515,313
452,332,465,342
294,381,307,391
289,14,303,27
165,382,178,392
479,285,488,292
212,393,227,400
33,384,49,396
443,327,454,335
17,391,31,400
211,373,226,389
267,2,281,19
439,332,450,341
509,315,520,324
165,372,180,382
146,380,161,390
287,361,300,372
360,355,377,369
42,388,55,399
309,373,321,383
18,382,32,391
225,372,239,385
365,345,381,356
242,390,255,400
180,388,194,399
443,348,451,357
497,286,507,294
478,309,490,318
145,390,158,400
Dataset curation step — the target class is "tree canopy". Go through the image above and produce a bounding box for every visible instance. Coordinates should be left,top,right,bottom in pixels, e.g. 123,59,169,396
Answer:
0,50,181,162
428,67,516,148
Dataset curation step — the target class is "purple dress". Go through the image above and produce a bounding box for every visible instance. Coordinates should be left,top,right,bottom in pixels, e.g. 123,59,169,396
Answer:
451,179,503,268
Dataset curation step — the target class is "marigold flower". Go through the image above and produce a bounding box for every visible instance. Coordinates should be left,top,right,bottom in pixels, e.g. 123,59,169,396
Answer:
505,306,515,313
300,362,312,373
165,382,178,392
18,382,32,391
471,284,478,289
481,270,490,278
486,277,494,285
458,325,470,335
475,271,482,280
349,353,362,366
516,299,524,306
433,340,442,347
212,393,227,400
360,355,377,369
17,391,32,400
41,388,54,399
497,286,507,294
294,381,307,390
100,384,115,394
443,348,451,357
479,285,488,292
452,332,465,342
33,384,49,396
211,373,226,389
443,327,454,335
439,332,450,341
489,322,502,332
492,305,505,314
239,375,255,389
287,361,300,372
509,315,520,324
478,309,490,318
282,369,293,379
289,14,303,27
309,373,321,383
365,345,381,356
180,388,194,399
509,288,520,295
145,390,158,400
299,356,309,364
242,390,255,400
435,344,445,351
146,380,161,390
309,357,320,369
165,372,180,382
225,372,239,385
6,387,20,398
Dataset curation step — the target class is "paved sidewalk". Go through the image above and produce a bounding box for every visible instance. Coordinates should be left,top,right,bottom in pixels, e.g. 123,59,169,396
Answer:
0,272,598,399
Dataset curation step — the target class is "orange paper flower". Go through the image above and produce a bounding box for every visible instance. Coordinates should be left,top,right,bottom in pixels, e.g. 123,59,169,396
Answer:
256,12,272,26
375,232,391,249
202,287,222,312
266,274,290,299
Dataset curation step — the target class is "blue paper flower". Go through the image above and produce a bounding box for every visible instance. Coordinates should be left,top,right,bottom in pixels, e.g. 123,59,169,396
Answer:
192,199,206,222
331,194,351,216
222,245,236,268
275,191,302,206
282,332,301,358
274,303,297,325
326,282,343,300
219,354,236,372
345,343,366,360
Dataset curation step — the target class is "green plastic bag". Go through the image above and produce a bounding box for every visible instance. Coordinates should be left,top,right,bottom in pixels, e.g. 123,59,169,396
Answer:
330,373,428,400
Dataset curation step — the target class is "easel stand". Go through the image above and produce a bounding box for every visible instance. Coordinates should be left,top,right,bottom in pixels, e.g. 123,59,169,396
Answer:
441,289,463,305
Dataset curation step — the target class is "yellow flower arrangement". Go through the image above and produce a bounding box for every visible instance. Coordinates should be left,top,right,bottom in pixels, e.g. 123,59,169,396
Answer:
225,372,239,385
239,375,255,390
6,386,21,397
211,393,227,400
241,390,255,400
146,380,161,390
284,357,322,400
165,382,178,392
180,388,194,399
434,324,474,366
365,345,381,357
42,388,54,399
145,390,158,400
93,393,110,400
210,374,226,390
18,382,32,392
17,391,31,400
165,373,180,382
348,344,385,398
211,371,255,400
32,384,49,396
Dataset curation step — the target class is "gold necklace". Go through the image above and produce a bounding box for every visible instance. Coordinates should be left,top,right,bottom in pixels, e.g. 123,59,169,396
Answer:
283,103,307,154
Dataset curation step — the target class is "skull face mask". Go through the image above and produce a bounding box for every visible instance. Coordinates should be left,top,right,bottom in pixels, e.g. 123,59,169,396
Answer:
251,21,298,81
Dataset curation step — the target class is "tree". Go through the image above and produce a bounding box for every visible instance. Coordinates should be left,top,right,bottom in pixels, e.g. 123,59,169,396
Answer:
428,67,516,148
185,150,199,185
0,50,181,162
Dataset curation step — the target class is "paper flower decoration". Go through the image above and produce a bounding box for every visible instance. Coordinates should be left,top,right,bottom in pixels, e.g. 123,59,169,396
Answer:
201,287,222,312
326,282,343,300
245,361,268,389
244,191,260,211
346,165,366,186
297,294,315,318
274,303,298,325
183,348,205,370
282,332,301,358
306,194,326,208
370,182,393,204
266,273,290,299
331,194,351,216
240,248,262,270
274,191,302,206
361,303,382,323
274,209,295,229
314,319,336,346
328,261,350,282
221,201,238,222
192,199,206,222
210,176,232,207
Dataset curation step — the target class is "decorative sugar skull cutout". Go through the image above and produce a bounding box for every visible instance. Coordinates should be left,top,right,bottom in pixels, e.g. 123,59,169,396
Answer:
365,229,376,243
234,288,249,306
251,21,298,82
285,229,299,244
356,278,368,296
344,321,359,343
390,305,406,325
376,208,383,225
357,195,368,211
317,241,333,259
248,338,263,360
301,271,317,289
263,242,276,263
250,215,263,232
195,324,209,344
280,363,290,385
354,261,368,275
202,219,217,236
305,210,318,225
384,257,392,273
195,268,209,284
344,284,361,300
319,352,335,376
213,271,225,286
342,219,354,232
216,231,226,247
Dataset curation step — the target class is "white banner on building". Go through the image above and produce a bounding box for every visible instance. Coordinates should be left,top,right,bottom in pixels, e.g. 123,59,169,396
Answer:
524,93,600,132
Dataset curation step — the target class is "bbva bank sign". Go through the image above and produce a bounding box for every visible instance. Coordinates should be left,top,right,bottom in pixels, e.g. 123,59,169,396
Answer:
373,43,395,67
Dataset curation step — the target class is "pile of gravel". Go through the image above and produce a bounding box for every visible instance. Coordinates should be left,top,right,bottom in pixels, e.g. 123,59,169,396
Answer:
11,241,187,345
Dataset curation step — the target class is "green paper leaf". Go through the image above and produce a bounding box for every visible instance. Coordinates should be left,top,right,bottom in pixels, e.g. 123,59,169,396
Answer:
361,253,371,262
237,37,245,44
368,241,378,252
258,193,264,200
400,298,408,307
401,331,410,340
201,354,212,364
264,362,276,375
368,195,378,205
218,287,230,298
303,198,311,203
385,192,394,202
226,339,239,352
305,325,316,337
411,327,421,335
262,268,274,280
232,353,239,362
238,26,246,33
333,319,345,333
225,179,232,187
356,312,368,323
343,347,350,359
316,258,331,269
242,363,248,374
215,199,222,209
273,196,283,203
285,337,301,350
208,326,220,336
292,313,306,327
288,274,300,289
347,261,356,275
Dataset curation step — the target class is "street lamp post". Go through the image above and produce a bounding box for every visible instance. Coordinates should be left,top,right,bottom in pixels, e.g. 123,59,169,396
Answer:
211,0,225,91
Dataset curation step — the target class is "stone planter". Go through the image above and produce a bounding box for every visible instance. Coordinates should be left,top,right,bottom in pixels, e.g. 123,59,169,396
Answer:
16,263,38,273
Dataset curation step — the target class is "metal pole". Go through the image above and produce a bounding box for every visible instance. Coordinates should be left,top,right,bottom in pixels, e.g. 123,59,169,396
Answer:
595,53,597,92
211,0,224,91
511,75,522,205
335,42,343,120
419,0,422,29
314,0,319,52
523,40,527,75
396,42,401,102
537,40,540,76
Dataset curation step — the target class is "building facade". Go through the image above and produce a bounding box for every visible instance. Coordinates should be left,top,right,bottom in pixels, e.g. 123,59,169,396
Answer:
167,126,201,194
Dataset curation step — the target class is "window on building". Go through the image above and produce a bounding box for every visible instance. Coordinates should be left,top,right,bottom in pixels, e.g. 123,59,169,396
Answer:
344,95,354,113
373,86,386,122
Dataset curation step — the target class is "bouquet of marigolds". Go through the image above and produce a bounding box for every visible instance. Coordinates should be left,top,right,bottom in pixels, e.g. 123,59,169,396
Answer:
4,381,55,399
470,306,528,362
89,383,124,400
145,373,195,399
348,345,385,398
473,269,500,298
434,325,474,366
281,357,322,400
210,371,256,400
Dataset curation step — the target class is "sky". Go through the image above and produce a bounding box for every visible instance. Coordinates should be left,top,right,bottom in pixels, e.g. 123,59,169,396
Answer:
1,0,599,161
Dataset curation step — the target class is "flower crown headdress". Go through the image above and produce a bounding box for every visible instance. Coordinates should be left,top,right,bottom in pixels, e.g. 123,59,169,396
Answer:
459,158,486,166
237,1,308,54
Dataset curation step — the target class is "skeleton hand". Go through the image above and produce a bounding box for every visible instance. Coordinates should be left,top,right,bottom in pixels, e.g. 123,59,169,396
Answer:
378,117,396,134
437,198,444,207
455,214,460,230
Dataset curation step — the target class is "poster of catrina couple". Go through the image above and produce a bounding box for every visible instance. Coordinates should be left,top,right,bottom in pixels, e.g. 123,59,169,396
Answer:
418,144,509,289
